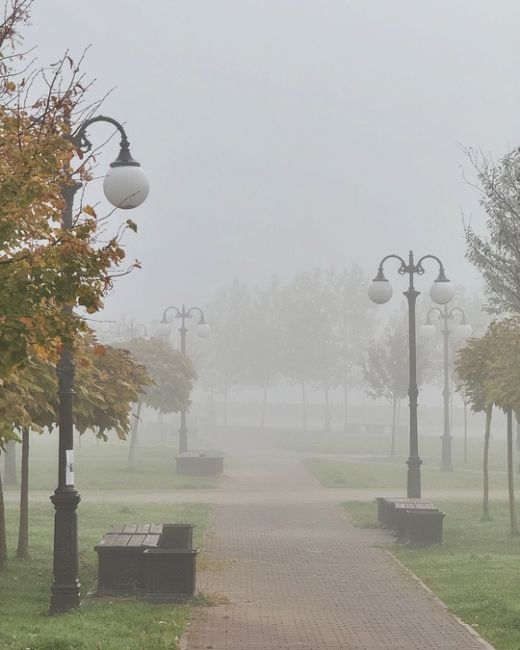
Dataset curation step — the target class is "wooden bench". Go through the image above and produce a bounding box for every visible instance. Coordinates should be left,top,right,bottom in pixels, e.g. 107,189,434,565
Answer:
375,497,445,546
176,450,224,476
94,523,198,600
95,524,162,595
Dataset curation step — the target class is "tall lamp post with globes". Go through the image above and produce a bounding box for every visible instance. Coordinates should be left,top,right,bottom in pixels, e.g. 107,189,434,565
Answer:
160,304,210,453
421,304,472,472
368,251,454,498
50,116,149,615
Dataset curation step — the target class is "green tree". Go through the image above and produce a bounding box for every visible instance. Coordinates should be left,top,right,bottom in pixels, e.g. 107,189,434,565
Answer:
118,337,196,467
456,318,520,531
464,147,520,314
363,309,435,456
327,265,376,431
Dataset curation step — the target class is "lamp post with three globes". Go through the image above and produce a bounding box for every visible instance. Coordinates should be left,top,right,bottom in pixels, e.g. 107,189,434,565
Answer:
368,250,455,498
160,305,210,453
421,305,472,472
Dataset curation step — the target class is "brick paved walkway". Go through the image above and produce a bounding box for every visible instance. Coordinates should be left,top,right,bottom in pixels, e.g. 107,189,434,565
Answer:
184,432,493,650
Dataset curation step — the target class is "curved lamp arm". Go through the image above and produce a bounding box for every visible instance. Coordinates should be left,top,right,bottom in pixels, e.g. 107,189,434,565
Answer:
72,115,139,167
448,306,467,323
160,306,181,324
373,254,407,280
425,306,443,324
186,306,207,324
416,254,449,282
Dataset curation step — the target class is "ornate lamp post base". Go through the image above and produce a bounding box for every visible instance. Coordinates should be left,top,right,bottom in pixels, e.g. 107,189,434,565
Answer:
49,488,81,614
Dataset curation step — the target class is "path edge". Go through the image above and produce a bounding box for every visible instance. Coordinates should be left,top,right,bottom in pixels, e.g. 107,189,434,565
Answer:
384,549,496,650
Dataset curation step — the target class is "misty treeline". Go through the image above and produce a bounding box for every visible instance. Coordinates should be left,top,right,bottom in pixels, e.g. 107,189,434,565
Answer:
183,266,485,437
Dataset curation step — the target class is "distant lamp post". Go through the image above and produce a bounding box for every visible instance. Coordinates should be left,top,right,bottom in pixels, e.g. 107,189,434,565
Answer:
117,320,148,341
160,304,210,453
368,251,454,498
50,116,149,615
421,304,471,472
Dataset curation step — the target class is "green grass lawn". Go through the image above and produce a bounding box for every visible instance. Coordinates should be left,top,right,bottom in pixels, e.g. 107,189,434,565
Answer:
266,426,514,473
344,500,520,650
3,433,217,493
304,457,508,491
0,501,211,650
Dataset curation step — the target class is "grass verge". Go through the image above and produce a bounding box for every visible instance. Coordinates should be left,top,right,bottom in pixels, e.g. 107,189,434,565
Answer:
4,436,218,492
0,501,211,650
304,457,506,490
344,500,520,650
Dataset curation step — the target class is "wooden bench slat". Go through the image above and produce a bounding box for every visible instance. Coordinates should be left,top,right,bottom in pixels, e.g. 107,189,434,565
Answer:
122,524,138,534
143,534,160,546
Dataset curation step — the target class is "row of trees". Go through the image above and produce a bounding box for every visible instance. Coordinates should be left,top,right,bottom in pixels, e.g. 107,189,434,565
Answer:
190,266,377,430
185,269,486,434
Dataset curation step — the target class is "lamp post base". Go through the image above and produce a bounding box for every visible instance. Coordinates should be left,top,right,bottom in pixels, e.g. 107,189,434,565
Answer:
49,488,81,615
406,456,422,498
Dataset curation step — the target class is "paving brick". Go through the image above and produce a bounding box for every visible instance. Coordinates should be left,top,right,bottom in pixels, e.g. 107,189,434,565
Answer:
185,459,492,650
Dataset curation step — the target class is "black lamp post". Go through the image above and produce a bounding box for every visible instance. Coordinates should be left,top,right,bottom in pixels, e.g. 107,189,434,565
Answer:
49,116,149,615
160,304,210,453
368,250,454,498
421,304,472,472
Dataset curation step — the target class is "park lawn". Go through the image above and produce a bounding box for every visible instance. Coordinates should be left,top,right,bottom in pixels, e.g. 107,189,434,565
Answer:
0,501,211,650
304,457,507,490
266,426,512,473
343,501,520,650
4,435,218,492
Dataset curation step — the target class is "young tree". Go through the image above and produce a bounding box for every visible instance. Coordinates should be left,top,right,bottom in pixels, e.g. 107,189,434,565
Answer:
464,147,520,314
455,330,496,521
456,317,520,530
0,333,151,560
118,337,196,467
327,265,376,431
203,280,252,425
363,309,435,456
243,279,284,428
278,269,339,431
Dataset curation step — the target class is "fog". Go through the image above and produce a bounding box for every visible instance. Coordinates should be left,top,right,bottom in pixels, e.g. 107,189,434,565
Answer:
25,0,520,321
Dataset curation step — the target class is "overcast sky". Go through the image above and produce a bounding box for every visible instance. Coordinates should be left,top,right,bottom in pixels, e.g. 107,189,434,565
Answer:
26,1,520,323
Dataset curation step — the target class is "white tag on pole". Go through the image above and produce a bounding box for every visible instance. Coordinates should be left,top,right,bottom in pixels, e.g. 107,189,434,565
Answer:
65,449,75,486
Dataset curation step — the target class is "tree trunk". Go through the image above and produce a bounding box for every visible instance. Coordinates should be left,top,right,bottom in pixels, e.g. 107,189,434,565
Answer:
208,387,216,426
482,404,492,521
343,384,349,433
324,383,331,432
17,427,29,559
223,380,229,427
390,395,397,457
507,409,519,536
0,465,6,569
4,439,17,486
260,384,268,430
128,402,142,469
516,415,520,453
158,412,165,446
463,396,468,463
301,382,307,431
